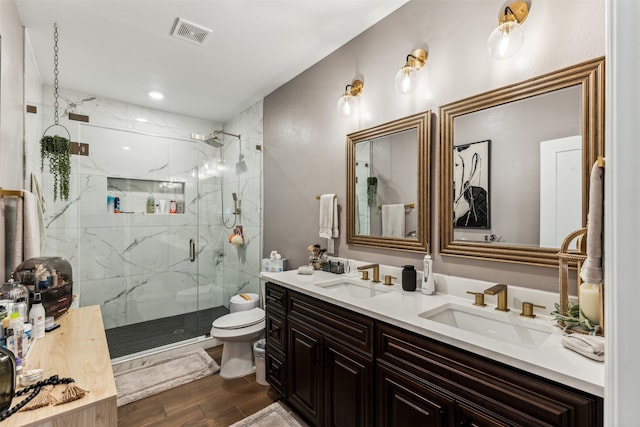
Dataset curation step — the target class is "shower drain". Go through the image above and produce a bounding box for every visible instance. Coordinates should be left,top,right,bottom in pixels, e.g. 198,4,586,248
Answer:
173,329,185,335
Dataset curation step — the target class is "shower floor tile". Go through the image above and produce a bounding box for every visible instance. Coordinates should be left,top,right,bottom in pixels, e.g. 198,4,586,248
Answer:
106,306,229,359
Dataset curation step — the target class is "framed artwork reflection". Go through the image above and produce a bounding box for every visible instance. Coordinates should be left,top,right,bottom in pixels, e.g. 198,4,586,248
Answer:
453,139,490,229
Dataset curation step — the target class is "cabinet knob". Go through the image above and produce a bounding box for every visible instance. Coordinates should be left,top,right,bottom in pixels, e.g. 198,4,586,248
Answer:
520,302,546,318
466,291,486,307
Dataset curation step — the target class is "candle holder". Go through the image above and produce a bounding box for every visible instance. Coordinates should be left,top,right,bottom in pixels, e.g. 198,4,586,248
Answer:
555,227,604,336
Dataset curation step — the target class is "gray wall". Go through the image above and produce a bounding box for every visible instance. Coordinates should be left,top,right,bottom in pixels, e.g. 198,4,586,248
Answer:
263,0,605,292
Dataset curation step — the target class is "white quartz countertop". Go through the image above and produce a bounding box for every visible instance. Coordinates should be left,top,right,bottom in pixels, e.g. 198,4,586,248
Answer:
260,269,604,397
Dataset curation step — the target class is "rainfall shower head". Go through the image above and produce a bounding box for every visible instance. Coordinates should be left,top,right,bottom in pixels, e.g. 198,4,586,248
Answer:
190,132,223,148
205,136,223,148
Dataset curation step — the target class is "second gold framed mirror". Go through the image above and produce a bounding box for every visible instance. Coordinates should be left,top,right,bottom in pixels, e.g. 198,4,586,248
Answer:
439,57,604,267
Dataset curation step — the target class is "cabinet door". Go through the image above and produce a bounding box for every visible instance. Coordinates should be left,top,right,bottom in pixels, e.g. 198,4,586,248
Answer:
324,338,374,427
266,311,287,353
377,361,454,427
288,319,323,427
266,347,286,397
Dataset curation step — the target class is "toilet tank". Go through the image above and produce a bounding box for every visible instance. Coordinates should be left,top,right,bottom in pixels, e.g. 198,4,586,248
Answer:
230,293,260,312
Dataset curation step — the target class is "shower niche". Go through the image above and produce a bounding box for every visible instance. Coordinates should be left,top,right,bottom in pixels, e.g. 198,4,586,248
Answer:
106,177,186,214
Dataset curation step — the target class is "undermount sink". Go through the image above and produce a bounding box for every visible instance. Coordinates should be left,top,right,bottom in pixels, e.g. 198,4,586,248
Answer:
419,303,554,349
314,280,392,299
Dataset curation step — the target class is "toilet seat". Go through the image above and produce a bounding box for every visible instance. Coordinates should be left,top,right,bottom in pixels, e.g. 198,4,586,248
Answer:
212,308,265,330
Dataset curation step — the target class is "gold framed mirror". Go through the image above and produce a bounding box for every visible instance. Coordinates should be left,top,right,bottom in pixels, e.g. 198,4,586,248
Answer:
439,57,604,267
347,110,431,253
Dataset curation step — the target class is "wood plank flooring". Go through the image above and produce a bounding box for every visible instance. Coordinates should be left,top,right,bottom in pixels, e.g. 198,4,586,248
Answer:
117,346,280,426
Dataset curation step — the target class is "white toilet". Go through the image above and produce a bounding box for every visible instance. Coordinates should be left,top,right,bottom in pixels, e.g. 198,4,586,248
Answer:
210,293,265,379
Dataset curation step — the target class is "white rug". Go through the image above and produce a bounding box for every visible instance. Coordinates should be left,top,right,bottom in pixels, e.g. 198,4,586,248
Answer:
231,401,308,427
114,347,219,406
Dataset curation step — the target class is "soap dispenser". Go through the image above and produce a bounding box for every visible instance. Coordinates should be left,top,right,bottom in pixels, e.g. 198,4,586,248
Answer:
402,265,416,291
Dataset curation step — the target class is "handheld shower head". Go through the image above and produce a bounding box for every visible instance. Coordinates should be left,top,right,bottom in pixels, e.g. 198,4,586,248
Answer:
231,192,241,215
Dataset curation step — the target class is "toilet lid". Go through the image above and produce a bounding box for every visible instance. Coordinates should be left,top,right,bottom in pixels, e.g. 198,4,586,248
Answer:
212,307,265,329
230,293,258,304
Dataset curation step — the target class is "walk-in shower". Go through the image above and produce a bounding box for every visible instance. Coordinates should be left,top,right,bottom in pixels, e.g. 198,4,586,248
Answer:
101,130,242,360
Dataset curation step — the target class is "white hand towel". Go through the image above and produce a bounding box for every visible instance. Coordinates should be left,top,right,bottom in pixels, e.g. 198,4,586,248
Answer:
381,204,405,237
561,334,604,362
12,197,24,270
319,194,338,239
23,190,41,260
580,162,604,284
31,172,47,252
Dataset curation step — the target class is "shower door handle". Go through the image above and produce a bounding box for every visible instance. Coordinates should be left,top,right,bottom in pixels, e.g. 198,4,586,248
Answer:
189,239,196,262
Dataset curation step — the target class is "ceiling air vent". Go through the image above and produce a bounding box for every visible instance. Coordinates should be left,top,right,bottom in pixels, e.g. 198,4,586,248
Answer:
171,18,212,46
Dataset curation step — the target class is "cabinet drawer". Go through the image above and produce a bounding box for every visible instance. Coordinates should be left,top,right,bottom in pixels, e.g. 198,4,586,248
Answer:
265,282,287,314
377,322,602,427
289,291,374,354
266,346,286,398
266,311,287,353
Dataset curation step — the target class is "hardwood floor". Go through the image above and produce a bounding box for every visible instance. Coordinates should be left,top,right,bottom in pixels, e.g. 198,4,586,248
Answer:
117,346,280,427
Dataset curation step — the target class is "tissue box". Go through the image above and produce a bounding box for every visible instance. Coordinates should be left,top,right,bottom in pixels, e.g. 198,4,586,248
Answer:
262,258,287,272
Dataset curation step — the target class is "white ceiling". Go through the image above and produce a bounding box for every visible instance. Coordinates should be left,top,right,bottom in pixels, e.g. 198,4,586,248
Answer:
16,0,408,122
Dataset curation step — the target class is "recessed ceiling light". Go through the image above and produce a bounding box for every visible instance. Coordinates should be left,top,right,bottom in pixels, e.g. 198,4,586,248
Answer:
148,91,164,100
136,117,148,123
122,146,131,151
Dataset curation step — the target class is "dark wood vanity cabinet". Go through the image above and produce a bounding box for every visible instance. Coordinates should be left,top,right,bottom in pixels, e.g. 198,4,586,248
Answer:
377,322,603,427
265,282,288,397
265,282,374,427
265,282,603,427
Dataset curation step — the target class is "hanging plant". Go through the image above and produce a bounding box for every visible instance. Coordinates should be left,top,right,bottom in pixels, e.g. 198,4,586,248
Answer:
40,134,71,201
367,176,378,207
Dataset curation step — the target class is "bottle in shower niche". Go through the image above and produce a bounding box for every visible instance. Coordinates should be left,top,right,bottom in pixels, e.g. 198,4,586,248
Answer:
402,265,417,291
146,194,155,214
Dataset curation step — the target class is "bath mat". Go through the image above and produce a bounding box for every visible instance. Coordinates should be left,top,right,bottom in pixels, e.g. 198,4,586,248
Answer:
230,401,308,427
115,347,219,406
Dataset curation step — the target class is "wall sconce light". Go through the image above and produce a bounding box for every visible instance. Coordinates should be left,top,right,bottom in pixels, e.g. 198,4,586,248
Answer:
487,1,529,60
394,48,428,94
336,79,364,117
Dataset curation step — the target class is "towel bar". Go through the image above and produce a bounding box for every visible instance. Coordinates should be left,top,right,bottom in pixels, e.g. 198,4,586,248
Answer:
0,189,24,198
377,203,414,210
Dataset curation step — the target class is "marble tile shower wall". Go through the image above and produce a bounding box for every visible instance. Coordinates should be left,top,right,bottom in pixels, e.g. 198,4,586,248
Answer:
219,100,264,304
27,88,263,329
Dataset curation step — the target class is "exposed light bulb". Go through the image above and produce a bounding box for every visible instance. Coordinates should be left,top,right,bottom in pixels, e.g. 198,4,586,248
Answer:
487,20,525,60
394,65,420,94
336,94,353,117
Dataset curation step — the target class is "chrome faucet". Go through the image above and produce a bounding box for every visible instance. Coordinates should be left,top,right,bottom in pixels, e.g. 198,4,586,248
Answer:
484,283,509,312
357,264,380,283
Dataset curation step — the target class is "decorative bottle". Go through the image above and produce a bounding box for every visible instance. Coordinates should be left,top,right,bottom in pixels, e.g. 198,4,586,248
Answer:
402,265,417,291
